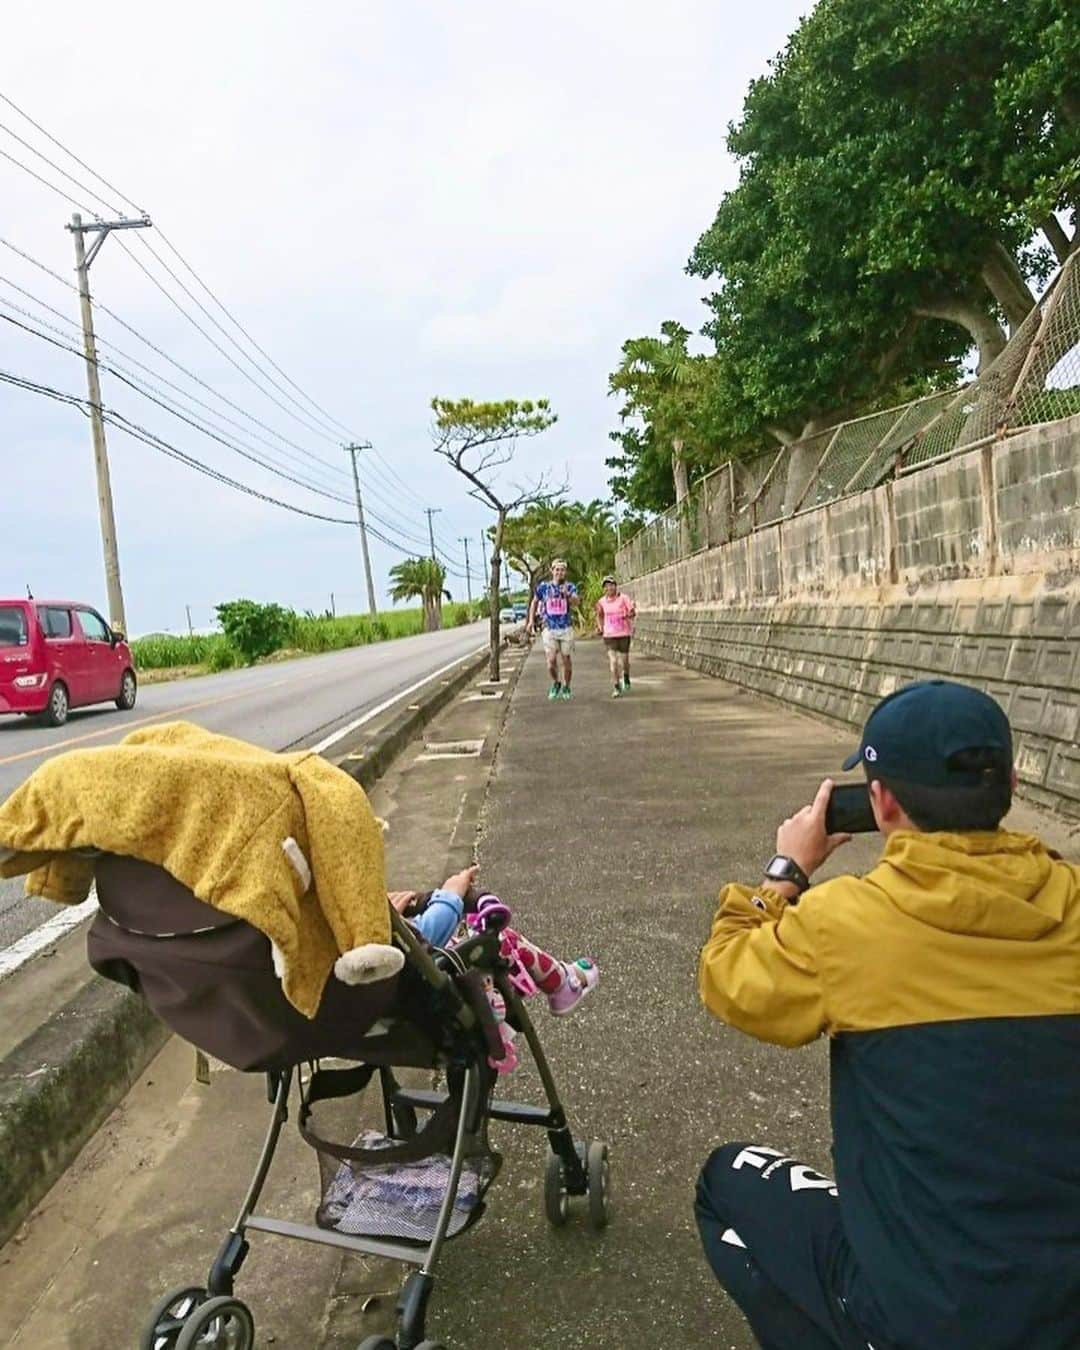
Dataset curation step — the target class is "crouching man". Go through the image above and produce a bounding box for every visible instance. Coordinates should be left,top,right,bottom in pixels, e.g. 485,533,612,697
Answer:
696,680,1080,1350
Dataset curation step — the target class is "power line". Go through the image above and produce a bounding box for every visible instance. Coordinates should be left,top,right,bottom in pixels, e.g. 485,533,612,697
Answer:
0,361,463,567
1,308,450,560
0,273,351,496
1,264,450,554
112,235,352,451
0,308,354,505
0,236,446,543
1,266,451,545
0,365,355,523
0,143,350,473
0,117,120,218
0,91,365,449
150,227,355,439
0,104,469,569
0,89,146,214
0,143,89,213
1,305,442,560
0,236,351,482
0,97,429,519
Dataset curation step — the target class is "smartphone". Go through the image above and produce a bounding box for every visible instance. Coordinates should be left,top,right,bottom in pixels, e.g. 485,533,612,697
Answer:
825,783,877,835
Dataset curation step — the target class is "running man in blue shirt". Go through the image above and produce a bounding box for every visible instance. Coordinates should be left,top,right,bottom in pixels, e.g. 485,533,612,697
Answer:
528,558,579,700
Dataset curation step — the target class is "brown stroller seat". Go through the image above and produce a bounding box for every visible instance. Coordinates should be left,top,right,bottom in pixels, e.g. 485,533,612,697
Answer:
87,853,413,1071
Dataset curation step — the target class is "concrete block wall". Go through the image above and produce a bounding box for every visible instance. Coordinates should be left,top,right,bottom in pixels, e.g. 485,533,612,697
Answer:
623,415,1080,816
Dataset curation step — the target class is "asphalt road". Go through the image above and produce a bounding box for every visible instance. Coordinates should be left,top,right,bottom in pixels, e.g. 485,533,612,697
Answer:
0,622,488,950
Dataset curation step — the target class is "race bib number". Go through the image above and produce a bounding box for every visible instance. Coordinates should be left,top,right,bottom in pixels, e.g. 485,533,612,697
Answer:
545,592,568,617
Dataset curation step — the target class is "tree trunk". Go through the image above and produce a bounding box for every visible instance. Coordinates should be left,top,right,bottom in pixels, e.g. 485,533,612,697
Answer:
1041,215,1073,265
766,424,797,445
671,438,690,502
488,510,505,681
915,298,1008,371
980,241,1037,332
782,438,828,516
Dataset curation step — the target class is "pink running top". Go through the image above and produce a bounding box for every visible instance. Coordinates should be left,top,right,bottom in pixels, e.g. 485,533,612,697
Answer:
598,593,634,638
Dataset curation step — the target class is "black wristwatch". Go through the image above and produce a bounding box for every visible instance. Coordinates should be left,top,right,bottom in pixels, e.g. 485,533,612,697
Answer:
763,854,812,896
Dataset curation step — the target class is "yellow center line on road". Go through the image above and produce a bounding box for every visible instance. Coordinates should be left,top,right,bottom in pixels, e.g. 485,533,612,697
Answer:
0,666,330,768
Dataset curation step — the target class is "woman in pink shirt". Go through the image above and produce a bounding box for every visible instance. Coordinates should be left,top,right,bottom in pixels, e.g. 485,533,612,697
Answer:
595,575,636,698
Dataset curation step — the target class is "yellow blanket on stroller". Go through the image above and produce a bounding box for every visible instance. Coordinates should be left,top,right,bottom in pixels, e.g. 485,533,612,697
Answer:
0,721,401,1016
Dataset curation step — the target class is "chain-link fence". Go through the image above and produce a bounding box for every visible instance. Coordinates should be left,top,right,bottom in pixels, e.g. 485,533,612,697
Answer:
618,249,1080,579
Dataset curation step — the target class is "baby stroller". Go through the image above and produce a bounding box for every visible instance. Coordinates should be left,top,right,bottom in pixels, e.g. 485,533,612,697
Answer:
86,854,611,1350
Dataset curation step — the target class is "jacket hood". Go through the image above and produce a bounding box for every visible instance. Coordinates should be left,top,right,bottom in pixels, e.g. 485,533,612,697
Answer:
871,830,1071,940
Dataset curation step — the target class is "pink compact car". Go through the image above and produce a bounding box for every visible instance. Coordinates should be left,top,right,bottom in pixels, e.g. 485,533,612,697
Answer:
0,599,137,726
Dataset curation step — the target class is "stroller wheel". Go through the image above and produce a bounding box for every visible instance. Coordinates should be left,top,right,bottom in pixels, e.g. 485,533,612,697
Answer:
543,1150,570,1226
358,1338,397,1349
140,1286,207,1350
587,1140,612,1229
174,1295,254,1350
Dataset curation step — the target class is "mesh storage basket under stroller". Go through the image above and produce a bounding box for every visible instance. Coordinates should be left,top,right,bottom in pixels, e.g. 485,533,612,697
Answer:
302,1061,502,1244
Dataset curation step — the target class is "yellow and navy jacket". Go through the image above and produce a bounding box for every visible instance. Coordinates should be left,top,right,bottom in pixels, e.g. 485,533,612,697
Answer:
699,829,1080,1350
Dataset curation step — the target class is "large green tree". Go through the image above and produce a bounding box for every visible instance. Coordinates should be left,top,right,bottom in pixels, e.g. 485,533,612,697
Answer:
431,397,557,678
689,0,1078,438
608,0,1078,512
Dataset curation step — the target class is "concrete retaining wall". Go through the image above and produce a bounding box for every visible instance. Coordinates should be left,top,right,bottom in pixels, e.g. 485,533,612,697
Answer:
624,415,1080,815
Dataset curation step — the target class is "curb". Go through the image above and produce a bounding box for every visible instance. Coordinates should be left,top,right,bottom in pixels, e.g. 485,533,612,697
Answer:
0,979,170,1248
0,640,499,1250
337,644,494,790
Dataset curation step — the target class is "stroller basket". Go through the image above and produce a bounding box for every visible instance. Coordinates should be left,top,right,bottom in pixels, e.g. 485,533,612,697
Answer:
301,1062,502,1245
317,1134,500,1242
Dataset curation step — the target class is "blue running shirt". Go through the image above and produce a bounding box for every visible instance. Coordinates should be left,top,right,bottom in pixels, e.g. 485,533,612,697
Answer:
535,581,577,631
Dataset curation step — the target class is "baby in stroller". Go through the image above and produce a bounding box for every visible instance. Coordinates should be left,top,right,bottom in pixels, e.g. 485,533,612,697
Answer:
393,864,600,1064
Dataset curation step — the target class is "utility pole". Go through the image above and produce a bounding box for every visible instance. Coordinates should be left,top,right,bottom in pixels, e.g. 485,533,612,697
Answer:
424,507,441,561
343,442,378,616
185,605,194,638
460,537,472,603
479,531,488,582
67,211,151,634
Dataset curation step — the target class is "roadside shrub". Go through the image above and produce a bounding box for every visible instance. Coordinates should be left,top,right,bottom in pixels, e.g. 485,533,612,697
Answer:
207,641,241,672
215,599,297,664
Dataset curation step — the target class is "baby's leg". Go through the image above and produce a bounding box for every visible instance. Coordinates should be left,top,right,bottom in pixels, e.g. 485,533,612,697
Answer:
502,926,567,994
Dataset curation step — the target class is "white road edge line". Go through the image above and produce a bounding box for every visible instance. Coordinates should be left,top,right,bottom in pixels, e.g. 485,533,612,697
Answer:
308,642,487,755
0,888,99,983
0,642,489,983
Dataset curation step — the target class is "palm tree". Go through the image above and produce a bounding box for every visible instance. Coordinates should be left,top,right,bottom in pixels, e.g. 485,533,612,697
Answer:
388,557,451,632
610,321,701,502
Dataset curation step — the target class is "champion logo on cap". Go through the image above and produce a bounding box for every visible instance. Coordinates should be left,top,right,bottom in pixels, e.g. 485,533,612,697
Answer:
864,746,878,762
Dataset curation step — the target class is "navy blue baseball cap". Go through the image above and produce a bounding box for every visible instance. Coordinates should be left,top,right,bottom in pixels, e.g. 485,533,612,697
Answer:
843,680,1013,787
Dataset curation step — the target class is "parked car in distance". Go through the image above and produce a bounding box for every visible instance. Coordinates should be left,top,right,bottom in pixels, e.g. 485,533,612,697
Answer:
0,599,137,727
498,606,516,623
511,602,529,621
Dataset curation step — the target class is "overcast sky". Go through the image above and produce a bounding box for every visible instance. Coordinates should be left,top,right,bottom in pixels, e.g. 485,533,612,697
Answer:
1,0,809,634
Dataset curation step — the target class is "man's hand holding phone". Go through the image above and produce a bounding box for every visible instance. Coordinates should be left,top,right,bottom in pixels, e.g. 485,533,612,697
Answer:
765,780,854,899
